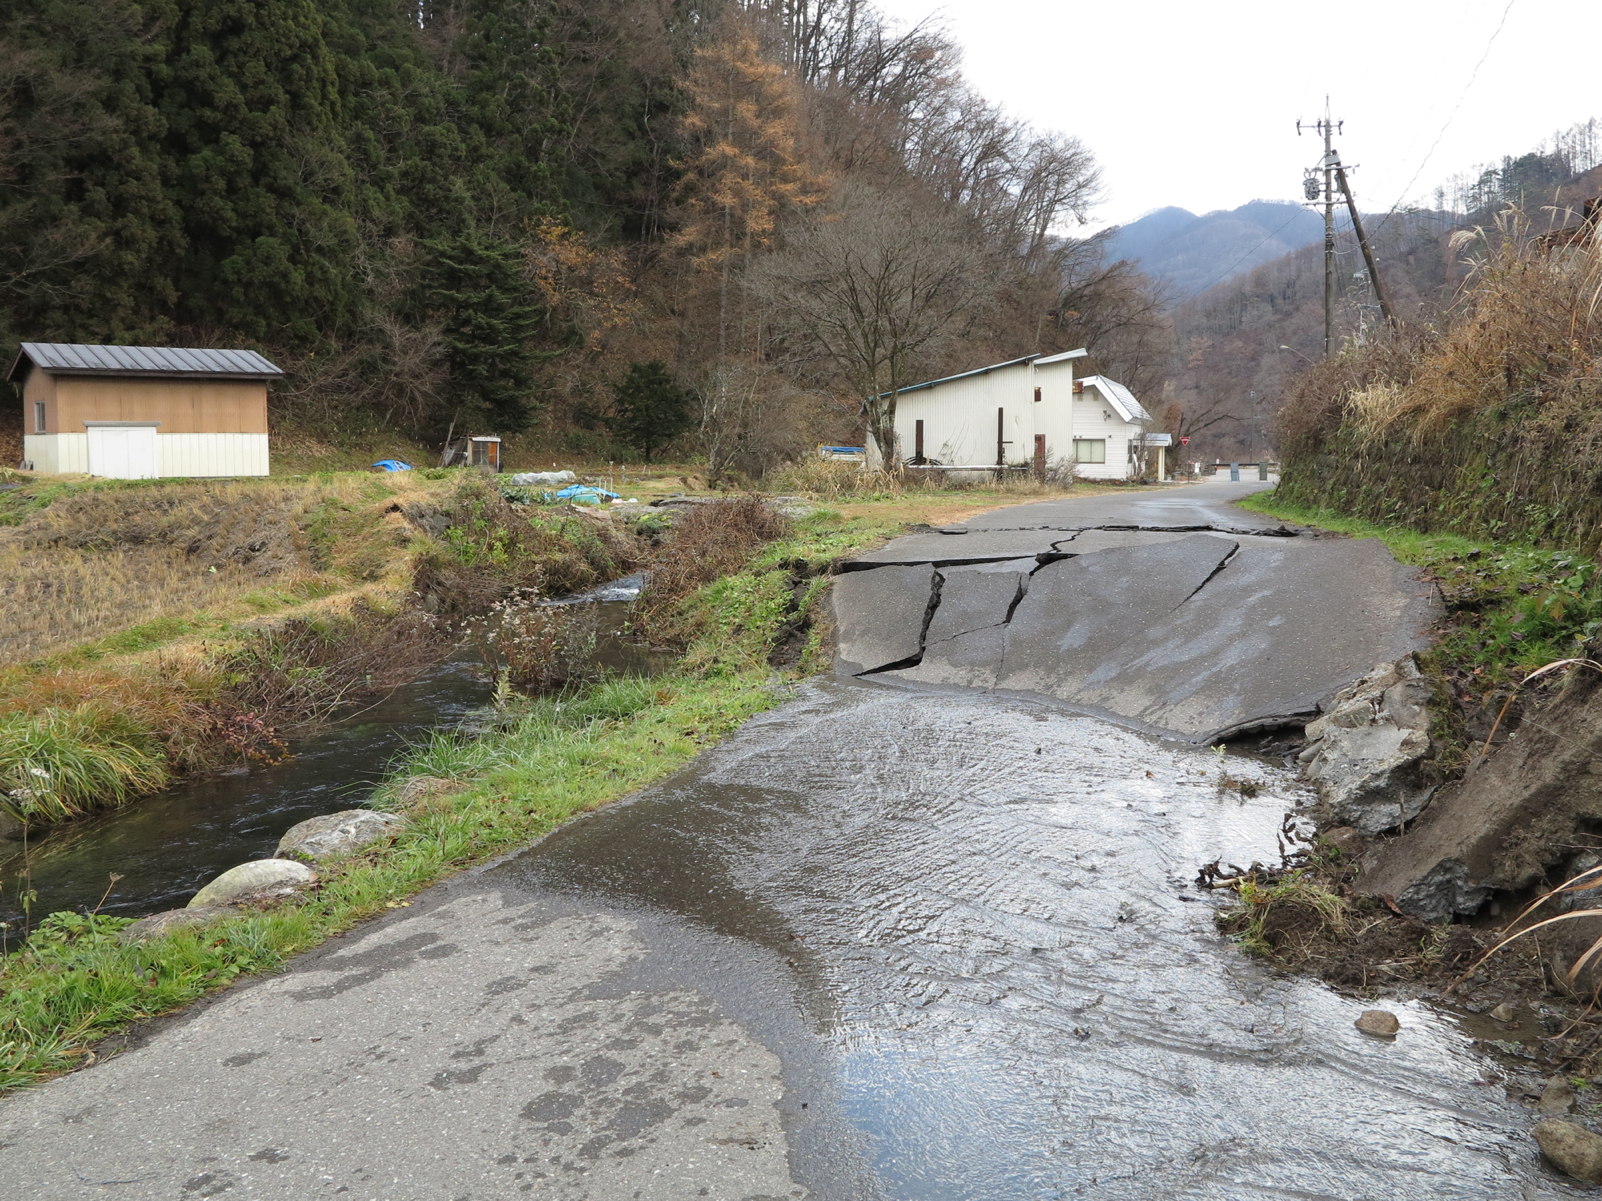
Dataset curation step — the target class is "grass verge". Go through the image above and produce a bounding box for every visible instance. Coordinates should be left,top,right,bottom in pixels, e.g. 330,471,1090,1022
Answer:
0,500,902,1093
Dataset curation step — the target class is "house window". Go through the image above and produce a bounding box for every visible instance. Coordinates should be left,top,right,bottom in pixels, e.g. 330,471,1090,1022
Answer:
1074,439,1106,464
33,401,45,433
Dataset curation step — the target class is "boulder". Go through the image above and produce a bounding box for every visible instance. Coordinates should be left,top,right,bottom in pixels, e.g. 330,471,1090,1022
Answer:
119,906,237,943
392,775,463,814
1541,1080,1579,1115
188,859,315,909
1533,1119,1602,1184
1391,858,1493,925
1298,657,1435,835
277,809,404,862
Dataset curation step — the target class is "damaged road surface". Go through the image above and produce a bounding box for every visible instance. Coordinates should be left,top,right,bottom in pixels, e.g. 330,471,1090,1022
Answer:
0,481,1563,1200
835,479,1439,741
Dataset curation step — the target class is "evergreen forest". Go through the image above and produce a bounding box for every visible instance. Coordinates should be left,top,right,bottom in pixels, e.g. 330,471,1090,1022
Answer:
0,0,1166,469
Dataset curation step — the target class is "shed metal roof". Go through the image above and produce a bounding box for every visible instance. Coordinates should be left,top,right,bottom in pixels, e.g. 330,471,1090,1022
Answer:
1034,347,1089,366
891,354,1037,397
1078,375,1152,423
8,343,284,383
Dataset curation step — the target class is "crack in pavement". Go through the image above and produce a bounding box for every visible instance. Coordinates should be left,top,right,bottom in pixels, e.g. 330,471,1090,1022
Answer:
850,525,1290,681
855,569,945,676
1171,542,1241,611
949,522,1299,537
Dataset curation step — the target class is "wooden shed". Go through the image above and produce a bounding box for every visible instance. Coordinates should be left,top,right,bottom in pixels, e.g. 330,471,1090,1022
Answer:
10,343,283,479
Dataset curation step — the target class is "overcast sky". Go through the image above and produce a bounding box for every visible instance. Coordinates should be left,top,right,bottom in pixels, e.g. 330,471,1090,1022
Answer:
870,0,1602,231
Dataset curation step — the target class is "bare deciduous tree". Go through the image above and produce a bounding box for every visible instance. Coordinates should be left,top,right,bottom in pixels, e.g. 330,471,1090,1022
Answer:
750,181,997,463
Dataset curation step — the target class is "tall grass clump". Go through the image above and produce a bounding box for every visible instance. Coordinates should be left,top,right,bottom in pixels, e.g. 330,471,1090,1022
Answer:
766,459,908,500
410,476,635,619
0,704,168,823
634,496,793,644
1276,211,1602,553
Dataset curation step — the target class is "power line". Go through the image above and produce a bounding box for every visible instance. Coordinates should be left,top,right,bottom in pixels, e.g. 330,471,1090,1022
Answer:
1373,0,1518,235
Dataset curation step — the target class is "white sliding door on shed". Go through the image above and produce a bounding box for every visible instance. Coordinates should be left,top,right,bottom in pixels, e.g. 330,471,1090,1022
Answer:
85,422,159,479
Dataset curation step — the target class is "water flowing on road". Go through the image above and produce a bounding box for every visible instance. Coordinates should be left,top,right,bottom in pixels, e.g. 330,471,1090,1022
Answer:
502,679,1561,1199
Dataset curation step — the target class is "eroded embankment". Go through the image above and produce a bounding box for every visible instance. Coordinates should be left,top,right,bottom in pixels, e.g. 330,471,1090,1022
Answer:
831,518,1436,743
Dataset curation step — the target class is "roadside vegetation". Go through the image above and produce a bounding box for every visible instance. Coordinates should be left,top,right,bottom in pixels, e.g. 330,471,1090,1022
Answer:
1274,215,1602,554
0,460,1120,1091
1215,219,1602,1085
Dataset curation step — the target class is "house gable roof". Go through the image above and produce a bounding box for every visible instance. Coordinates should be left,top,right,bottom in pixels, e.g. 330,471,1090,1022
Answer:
8,343,284,385
891,347,1089,397
1078,375,1151,423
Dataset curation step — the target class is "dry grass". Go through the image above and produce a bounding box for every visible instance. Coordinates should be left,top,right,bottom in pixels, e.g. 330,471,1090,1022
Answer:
1327,213,1602,447
0,475,430,663
635,497,793,642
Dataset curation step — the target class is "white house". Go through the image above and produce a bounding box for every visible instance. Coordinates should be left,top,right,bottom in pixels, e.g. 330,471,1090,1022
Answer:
888,350,1152,480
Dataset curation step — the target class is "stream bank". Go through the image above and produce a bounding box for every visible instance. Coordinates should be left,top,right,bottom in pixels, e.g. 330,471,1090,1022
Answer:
0,501,901,1091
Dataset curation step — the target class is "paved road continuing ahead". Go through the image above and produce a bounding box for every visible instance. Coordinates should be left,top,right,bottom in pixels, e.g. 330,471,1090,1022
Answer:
0,483,1569,1200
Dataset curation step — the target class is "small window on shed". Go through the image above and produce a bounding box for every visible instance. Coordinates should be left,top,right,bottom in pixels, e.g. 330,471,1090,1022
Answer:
32,401,45,433
1073,438,1106,464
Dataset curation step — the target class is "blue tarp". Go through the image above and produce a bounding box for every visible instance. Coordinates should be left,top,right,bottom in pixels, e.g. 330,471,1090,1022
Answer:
551,484,621,505
372,459,413,471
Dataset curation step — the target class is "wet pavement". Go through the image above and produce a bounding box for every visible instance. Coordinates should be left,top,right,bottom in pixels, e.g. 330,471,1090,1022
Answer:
0,484,1576,1199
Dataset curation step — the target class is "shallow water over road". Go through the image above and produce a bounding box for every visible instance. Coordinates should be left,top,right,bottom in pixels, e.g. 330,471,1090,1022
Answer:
505,679,1569,1199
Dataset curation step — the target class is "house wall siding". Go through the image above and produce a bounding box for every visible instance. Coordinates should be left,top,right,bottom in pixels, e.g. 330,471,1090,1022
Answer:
1071,390,1137,480
54,377,268,434
890,360,1147,479
893,362,1036,464
156,433,269,477
24,433,88,473
894,360,1088,468
22,432,268,477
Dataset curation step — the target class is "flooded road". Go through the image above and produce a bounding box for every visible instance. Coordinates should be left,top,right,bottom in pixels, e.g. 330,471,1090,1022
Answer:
504,680,1562,1199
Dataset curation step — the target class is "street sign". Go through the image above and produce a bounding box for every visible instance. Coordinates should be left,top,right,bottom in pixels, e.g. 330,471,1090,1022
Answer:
1179,436,1191,445
1142,433,1172,447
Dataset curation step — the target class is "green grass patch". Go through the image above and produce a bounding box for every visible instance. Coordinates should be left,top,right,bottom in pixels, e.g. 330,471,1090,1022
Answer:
0,704,169,824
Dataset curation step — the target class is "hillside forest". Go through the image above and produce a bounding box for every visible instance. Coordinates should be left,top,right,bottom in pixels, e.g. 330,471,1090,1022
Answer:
0,0,1176,472
1167,127,1602,463
2,0,1599,473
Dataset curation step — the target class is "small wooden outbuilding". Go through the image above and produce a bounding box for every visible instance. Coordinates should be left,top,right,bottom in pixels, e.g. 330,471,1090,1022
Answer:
10,343,283,479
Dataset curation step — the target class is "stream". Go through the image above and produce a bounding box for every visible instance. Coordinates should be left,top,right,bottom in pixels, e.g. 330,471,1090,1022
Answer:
0,581,658,932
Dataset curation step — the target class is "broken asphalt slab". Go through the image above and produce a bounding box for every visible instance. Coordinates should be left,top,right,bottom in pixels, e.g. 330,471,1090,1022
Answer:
833,480,1440,742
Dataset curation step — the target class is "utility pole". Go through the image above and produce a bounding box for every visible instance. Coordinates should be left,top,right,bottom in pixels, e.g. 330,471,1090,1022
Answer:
1333,157,1397,329
1298,100,1340,359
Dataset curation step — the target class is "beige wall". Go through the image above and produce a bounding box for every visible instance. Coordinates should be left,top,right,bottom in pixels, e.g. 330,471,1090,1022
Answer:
22,371,56,433
28,374,268,435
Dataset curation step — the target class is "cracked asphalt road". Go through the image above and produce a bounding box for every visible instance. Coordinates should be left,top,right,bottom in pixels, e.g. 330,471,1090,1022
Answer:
834,478,1439,740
